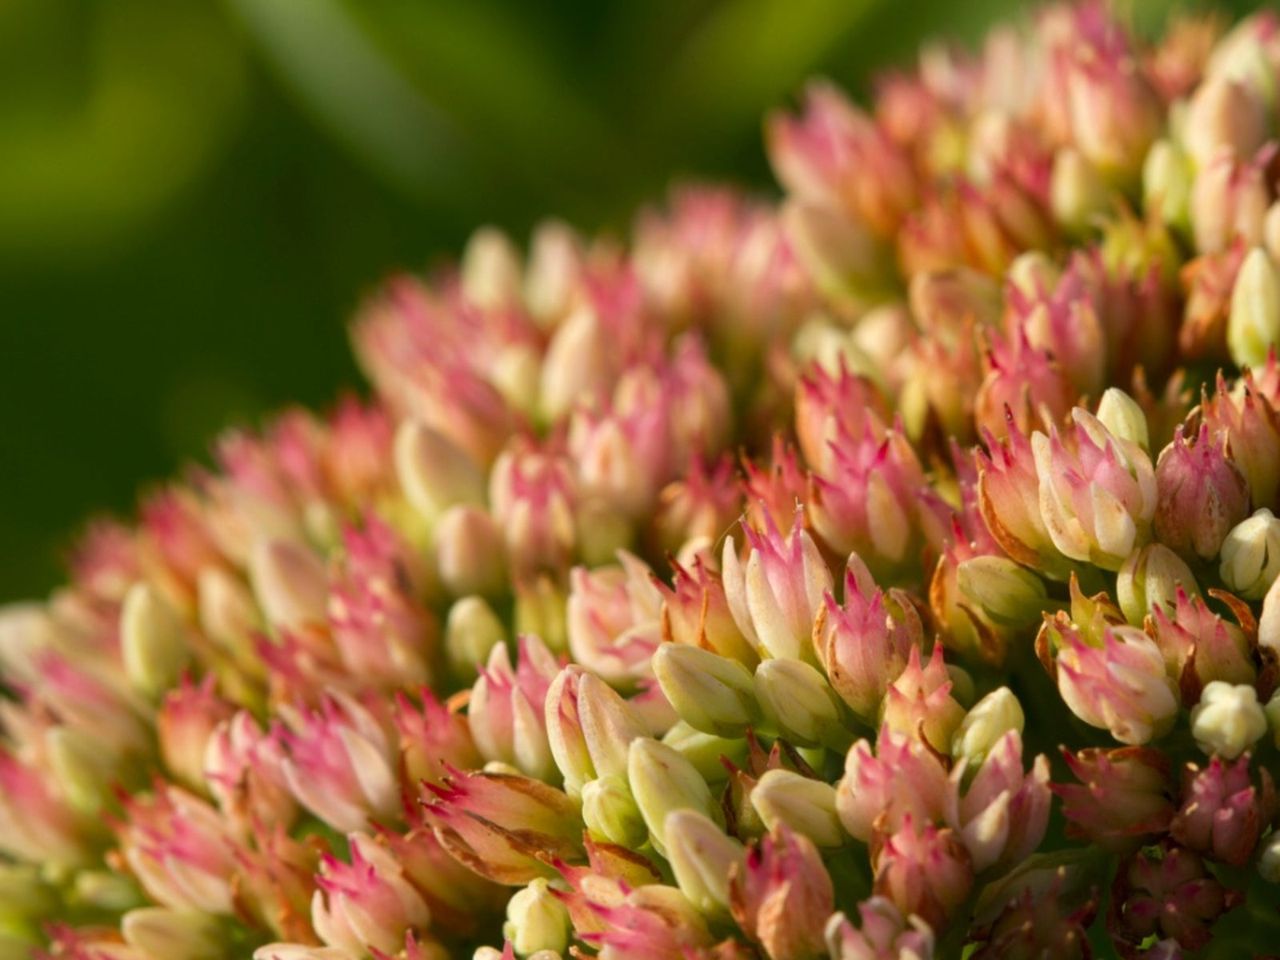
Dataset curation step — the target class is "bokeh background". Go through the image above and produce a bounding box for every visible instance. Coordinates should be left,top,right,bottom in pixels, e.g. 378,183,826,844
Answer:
0,0,1262,601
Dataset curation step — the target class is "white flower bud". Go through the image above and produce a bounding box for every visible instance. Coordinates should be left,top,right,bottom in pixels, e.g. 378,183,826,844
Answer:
121,582,190,699
750,769,845,848
1228,247,1280,370
1221,509,1280,600
503,878,571,957
951,687,1024,763
1096,388,1150,452
1190,682,1267,759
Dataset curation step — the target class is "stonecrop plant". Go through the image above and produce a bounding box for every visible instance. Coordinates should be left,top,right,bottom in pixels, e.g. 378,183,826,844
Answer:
13,2,1280,958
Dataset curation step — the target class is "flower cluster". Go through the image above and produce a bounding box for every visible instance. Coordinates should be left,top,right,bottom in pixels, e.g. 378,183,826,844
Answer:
10,3,1280,958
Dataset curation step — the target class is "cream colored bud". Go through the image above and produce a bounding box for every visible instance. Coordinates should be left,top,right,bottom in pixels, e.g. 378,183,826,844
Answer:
955,556,1048,628
628,738,718,854
394,420,485,527
248,538,327,632
1191,682,1267,759
1228,247,1280,369
664,809,744,917
461,226,522,309
951,687,1025,763
1051,147,1109,235
754,659,849,750
503,878,571,957
751,769,845,848
1118,543,1198,624
120,582,190,699
123,908,224,960
661,722,749,782
581,776,647,849
653,644,759,737
435,506,507,597
1096,388,1150,452
1221,509,1280,600
444,596,506,680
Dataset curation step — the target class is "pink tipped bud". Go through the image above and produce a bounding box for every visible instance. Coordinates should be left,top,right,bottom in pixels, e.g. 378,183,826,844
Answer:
566,557,664,687
1054,746,1175,848
836,731,949,843
1192,149,1272,257
394,689,481,788
116,783,240,914
204,710,297,832
721,511,833,662
1147,588,1255,699
1154,425,1249,561
825,897,935,960
1042,620,1178,744
881,645,966,753
278,692,400,832
1032,409,1158,570
422,769,583,885
658,558,756,666
0,746,91,868
872,816,973,932
1200,373,1280,506
545,666,647,794
793,363,887,475
1171,753,1275,866
157,675,233,793
313,832,432,956
1116,543,1198,625
468,635,560,782
819,555,921,721
730,826,834,960
489,444,578,577
945,731,1050,873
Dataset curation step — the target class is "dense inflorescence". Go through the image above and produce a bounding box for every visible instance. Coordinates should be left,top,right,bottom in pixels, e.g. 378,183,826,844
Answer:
12,3,1280,958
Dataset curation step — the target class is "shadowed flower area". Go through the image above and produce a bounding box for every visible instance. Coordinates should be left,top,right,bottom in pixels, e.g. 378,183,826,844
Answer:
7,1,1280,959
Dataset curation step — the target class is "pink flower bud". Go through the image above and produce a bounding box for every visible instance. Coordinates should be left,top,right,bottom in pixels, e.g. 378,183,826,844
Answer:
1147,588,1255,701
489,443,578,577
1032,409,1158,570
945,730,1050,873
1006,262,1107,398
814,567,922,719
881,645,966,753
421,769,583,885
434,505,507,598
1062,19,1164,182
545,666,647,794
1199,371,1280,508
139,487,223,599
653,457,743,562
1041,619,1178,744
1170,753,1276,866
872,816,973,932
1179,242,1246,361
1153,425,1249,562
566,556,664,687
794,363,888,475
569,402,671,519
974,331,1076,443
1191,146,1273,255
312,832,432,956
808,423,927,579
825,897,935,960
976,418,1073,580
116,783,240,914
1109,841,1243,954
249,538,329,634
1054,746,1174,848
205,710,298,832
836,731,949,843
328,518,436,692
1184,76,1270,167
722,510,833,662
580,883,713,960
381,825,506,937
0,745,90,868
157,675,233,793
394,689,481,789
730,826,834,960
967,862,1098,960
468,635,560,781
657,557,756,666
278,692,400,832
29,652,150,757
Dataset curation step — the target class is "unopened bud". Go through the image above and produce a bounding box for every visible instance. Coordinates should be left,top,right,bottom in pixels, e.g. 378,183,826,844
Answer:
122,908,224,960
781,199,891,300
573,498,634,568
652,644,759,738
121,582,190,698
753,659,848,750
445,596,506,680
661,722,748,782
628,738,718,854
950,687,1024,763
1221,509,1280,599
1118,543,1199,624
1184,76,1269,168
196,567,261,659
503,878,571,957
46,727,117,815
515,577,568,654
955,556,1047,628
1228,247,1280,369
461,227,522,309
1051,148,1108,235
664,810,744,917
1191,682,1267,759
752,769,844,848
1264,689,1280,747
394,420,485,527
1096,388,1150,452
1143,139,1193,234
435,506,507,597
581,776,647,848
248,538,327,632
1261,832,1280,882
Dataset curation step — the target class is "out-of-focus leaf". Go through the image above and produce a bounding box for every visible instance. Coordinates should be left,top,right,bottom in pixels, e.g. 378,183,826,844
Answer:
0,0,248,262
226,0,476,210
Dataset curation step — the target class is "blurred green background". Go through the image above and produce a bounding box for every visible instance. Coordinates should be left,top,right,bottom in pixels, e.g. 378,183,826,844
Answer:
0,0,1260,601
